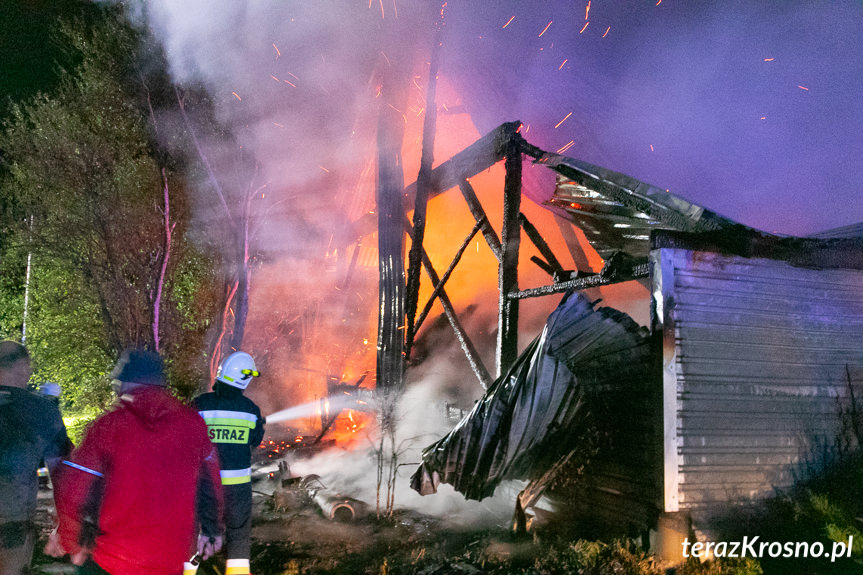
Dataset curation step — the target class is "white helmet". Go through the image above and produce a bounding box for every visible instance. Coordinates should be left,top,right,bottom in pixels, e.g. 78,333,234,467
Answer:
216,351,259,390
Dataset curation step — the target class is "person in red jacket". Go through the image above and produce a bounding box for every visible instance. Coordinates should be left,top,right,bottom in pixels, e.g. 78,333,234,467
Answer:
48,349,224,574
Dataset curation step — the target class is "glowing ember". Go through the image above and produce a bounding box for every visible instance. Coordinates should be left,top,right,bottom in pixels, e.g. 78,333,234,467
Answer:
554,112,572,129
557,140,575,154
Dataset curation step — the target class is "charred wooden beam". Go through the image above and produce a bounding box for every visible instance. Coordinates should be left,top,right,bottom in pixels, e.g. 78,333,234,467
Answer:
459,179,502,261
530,255,557,278
403,121,522,211
555,216,594,273
340,242,362,290
652,229,863,270
350,123,522,241
497,142,522,376
405,218,493,390
513,449,577,534
507,261,650,300
405,27,444,359
519,212,565,275
414,218,484,336
375,69,409,392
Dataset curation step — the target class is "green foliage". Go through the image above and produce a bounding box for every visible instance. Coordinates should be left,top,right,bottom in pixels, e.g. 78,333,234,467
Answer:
0,10,219,414
25,257,114,412
0,242,26,340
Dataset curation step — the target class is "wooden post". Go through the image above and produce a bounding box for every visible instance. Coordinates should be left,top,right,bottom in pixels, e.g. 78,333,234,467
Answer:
497,142,522,376
375,67,409,392
405,22,444,359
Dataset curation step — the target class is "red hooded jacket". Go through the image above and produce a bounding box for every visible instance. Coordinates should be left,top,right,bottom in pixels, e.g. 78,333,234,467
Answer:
55,386,222,574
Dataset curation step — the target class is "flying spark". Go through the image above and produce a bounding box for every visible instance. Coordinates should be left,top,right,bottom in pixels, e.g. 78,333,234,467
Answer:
760,116,766,120
270,75,280,82
559,59,568,70
650,144,655,151
272,43,281,57
603,26,611,38
798,85,809,91
557,140,575,154
656,0,662,5
539,21,552,37
585,1,591,20
763,58,775,62
502,15,515,28
554,112,572,129
319,166,330,173
284,80,296,88
232,92,242,101
579,22,589,34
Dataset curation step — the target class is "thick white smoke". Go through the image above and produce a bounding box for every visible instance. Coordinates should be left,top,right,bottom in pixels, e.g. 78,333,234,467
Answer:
289,360,524,526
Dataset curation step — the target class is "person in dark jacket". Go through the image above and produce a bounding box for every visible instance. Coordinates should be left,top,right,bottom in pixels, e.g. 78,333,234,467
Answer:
0,341,71,574
48,349,223,575
191,351,264,575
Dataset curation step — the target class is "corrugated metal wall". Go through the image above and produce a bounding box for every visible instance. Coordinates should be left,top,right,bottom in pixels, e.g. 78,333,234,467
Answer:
652,248,863,528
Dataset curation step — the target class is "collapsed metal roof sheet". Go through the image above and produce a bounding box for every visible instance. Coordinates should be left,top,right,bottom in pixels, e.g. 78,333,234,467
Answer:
527,151,757,261
410,291,650,501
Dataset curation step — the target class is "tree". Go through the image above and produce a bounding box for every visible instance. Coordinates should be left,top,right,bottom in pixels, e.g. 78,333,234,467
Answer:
0,11,218,407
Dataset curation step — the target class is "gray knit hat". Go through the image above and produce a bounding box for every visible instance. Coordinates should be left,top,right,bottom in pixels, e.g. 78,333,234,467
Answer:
110,349,165,386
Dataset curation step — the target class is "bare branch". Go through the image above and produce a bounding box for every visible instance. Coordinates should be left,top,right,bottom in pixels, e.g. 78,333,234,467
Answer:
174,87,234,225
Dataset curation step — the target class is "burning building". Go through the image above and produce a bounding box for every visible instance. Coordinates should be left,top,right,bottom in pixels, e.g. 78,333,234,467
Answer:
402,122,863,551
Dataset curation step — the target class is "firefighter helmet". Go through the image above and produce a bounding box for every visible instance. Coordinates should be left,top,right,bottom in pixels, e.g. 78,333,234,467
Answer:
216,351,259,390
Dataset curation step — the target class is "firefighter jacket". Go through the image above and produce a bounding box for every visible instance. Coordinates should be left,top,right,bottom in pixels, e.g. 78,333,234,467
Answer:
54,386,223,575
193,383,265,486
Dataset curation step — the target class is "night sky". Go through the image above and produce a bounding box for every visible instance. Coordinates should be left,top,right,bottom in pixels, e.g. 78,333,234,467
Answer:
443,1,863,236
3,1,861,238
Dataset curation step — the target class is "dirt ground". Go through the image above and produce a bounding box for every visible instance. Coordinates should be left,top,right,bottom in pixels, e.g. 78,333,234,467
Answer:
29,479,541,575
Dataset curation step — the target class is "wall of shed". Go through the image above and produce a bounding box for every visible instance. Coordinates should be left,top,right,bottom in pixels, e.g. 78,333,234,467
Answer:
651,248,863,530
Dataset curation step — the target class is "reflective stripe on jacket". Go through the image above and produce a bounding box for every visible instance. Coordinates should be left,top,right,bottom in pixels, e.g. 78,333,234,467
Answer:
193,384,264,482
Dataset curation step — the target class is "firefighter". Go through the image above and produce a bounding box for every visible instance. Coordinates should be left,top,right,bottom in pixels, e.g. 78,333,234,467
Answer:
191,351,264,575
